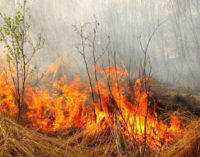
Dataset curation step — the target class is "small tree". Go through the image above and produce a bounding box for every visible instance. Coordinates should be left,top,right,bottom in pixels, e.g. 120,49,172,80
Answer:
73,18,110,115
0,0,43,120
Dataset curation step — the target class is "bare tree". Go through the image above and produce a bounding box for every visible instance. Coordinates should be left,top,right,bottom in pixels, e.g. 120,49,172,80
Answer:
73,18,109,112
138,21,165,157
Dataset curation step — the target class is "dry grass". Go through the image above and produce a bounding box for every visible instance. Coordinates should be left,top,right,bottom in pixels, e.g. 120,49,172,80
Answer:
0,113,200,157
0,106,200,157
162,119,200,157
0,115,66,157
0,114,119,157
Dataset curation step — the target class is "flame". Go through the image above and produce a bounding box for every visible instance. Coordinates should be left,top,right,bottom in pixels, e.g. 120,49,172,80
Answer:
0,71,17,114
0,65,183,150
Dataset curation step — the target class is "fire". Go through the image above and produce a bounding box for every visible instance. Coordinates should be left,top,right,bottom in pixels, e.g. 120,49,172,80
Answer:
0,71,17,114
25,77,89,130
0,65,183,150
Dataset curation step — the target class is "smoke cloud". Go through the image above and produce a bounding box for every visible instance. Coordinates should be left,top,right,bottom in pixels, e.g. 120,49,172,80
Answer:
0,0,200,88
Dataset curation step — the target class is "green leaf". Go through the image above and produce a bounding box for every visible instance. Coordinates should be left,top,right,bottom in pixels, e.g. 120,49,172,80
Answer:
6,53,12,64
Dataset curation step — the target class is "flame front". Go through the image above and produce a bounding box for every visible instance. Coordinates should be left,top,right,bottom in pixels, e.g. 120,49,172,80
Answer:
0,66,183,150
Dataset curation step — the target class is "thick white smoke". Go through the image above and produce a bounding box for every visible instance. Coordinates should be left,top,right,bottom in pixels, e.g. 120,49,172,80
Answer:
0,0,200,89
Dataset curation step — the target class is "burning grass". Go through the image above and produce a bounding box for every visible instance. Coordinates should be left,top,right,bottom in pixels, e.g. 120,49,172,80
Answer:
0,64,200,156
0,114,199,157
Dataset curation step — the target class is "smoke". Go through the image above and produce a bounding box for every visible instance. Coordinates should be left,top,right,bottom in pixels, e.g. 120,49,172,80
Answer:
0,0,200,88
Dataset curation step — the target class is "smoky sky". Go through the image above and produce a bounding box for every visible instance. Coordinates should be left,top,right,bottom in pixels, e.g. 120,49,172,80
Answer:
0,0,200,88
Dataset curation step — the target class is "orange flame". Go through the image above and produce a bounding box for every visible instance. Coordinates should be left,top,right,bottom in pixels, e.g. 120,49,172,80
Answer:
0,65,183,149
0,71,17,114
